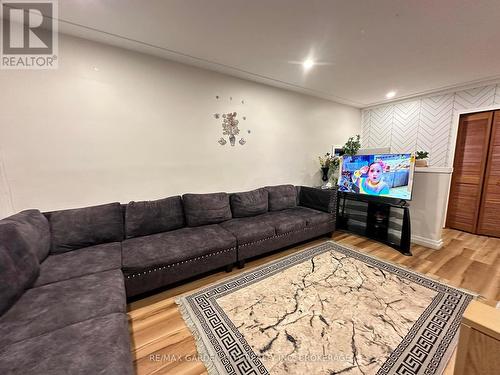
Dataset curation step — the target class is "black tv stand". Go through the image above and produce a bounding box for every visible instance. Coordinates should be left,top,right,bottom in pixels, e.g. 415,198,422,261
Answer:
336,192,412,256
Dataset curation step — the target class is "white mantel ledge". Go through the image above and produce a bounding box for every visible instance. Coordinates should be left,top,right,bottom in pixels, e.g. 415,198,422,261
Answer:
415,166,453,174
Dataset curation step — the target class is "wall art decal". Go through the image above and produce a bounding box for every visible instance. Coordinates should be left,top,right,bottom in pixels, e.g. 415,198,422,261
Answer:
222,112,240,146
213,96,249,147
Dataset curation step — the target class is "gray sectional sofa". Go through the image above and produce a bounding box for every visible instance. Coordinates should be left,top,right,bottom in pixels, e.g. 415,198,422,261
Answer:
0,184,336,374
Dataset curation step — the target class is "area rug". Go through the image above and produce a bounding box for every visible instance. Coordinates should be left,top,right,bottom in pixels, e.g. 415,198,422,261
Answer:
176,241,475,375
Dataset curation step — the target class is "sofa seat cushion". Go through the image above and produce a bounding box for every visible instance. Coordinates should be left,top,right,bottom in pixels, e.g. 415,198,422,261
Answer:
122,224,237,273
230,188,268,218
288,206,334,227
220,217,276,246
2,210,50,262
263,210,307,234
47,202,124,254
0,270,126,348
34,242,122,287
0,313,133,375
182,192,232,227
125,196,184,239
265,185,298,211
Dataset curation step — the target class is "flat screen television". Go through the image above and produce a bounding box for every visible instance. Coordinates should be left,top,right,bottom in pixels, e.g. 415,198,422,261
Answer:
338,153,416,200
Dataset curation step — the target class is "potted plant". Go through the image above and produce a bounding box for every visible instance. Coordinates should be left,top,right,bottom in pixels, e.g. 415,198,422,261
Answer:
343,135,361,157
415,151,429,167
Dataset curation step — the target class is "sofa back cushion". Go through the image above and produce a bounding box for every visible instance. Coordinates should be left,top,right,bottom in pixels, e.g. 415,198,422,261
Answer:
0,246,23,316
0,222,40,315
298,186,337,213
2,210,50,262
230,188,268,218
47,202,124,253
265,185,298,211
125,196,185,238
182,192,232,227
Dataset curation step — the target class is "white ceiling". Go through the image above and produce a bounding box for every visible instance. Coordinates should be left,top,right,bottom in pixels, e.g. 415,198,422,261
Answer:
55,0,500,108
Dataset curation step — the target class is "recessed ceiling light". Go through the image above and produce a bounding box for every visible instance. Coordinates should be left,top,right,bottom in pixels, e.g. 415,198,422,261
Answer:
386,91,396,99
303,59,314,70
93,66,99,72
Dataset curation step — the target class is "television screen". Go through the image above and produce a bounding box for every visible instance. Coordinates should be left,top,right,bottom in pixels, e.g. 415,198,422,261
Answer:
338,153,415,200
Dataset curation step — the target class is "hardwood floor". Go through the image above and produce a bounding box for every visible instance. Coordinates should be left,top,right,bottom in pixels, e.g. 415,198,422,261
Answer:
128,229,500,375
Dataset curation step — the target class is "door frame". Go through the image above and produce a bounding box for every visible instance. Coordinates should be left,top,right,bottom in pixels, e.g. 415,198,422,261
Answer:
443,104,500,229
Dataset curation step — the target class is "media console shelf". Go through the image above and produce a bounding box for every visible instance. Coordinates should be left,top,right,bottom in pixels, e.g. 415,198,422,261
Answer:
336,192,412,255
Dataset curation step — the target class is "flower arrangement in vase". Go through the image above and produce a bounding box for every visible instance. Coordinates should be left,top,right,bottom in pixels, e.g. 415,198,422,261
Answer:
318,153,340,187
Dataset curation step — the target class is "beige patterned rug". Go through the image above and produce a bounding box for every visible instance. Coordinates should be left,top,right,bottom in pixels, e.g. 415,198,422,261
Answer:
177,241,474,375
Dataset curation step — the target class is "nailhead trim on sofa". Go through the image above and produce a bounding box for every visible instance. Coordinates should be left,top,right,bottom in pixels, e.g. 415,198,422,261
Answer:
239,224,328,248
125,247,236,279
125,221,334,279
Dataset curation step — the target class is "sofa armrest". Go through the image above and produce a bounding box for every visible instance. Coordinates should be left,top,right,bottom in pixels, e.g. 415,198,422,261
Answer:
298,186,337,214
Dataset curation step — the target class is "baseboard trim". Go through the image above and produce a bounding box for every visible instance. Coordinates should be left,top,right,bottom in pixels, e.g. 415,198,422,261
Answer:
411,235,443,250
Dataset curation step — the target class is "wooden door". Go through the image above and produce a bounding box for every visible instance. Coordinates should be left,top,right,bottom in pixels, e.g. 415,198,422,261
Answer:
477,111,500,236
446,111,493,233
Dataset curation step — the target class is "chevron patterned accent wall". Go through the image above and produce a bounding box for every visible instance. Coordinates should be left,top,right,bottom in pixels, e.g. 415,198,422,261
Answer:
361,83,500,166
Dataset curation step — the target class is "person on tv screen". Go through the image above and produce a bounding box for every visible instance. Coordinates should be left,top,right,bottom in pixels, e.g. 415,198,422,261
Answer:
353,160,390,195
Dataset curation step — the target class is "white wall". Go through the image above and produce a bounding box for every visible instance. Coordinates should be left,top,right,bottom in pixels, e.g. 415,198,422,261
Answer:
0,35,360,217
361,83,500,167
